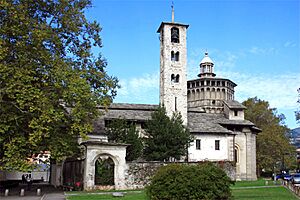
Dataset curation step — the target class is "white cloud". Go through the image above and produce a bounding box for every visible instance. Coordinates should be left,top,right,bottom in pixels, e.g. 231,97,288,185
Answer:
115,68,300,110
249,46,277,55
284,41,296,48
218,71,300,110
214,51,238,69
114,71,159,104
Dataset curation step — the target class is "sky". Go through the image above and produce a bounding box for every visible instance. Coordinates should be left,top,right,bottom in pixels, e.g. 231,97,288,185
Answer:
85,0,300,129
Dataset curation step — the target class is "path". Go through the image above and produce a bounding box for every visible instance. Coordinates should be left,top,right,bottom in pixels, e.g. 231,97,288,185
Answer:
0,183,65,200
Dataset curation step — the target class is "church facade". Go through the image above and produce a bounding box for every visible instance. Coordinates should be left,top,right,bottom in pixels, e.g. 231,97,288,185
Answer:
52,15,260,191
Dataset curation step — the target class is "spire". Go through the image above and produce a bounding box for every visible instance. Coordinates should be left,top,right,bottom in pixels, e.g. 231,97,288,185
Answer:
171,1,174,22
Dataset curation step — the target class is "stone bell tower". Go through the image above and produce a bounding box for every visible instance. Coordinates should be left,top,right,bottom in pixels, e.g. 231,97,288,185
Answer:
157,6,189,125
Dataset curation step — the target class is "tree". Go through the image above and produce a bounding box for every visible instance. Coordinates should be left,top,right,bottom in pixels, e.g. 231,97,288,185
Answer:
143,106,192,161
242,97,295,175
146,163,233,200
106,118,143,161
0,0,119,171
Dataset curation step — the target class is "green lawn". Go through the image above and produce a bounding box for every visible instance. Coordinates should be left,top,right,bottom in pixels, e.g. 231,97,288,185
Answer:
66,182,297,200
66,191,146,200
232,179,280,188
232,187,298,200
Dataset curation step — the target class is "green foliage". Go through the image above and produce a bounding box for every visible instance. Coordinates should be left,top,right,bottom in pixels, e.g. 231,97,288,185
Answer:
143,106,192,161
0,0,119,171
106,118,143,161
95,158,114,185
242,97,295,174
146,163,233,200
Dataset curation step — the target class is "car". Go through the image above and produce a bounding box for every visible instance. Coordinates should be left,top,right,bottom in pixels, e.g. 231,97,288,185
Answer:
292,173,300,184
273,172,292,181
283,174,292,181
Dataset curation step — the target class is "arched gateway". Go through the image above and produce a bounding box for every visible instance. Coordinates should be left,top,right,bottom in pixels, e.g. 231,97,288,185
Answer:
81,141,128,191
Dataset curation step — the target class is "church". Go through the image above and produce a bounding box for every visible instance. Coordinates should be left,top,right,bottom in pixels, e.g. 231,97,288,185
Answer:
51,10,260,191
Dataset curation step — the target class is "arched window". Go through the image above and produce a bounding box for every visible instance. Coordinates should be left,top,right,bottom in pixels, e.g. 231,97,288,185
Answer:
187,90,191,99
171,27,179,43
175,74,180,83
234,146,239,163
171,74,175,82
175,52,179,61
200,88,204,99
171,74,179,83
171,51,179,61
171,51,175,61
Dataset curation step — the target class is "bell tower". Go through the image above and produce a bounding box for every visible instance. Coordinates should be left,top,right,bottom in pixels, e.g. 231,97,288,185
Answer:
157,6,189,125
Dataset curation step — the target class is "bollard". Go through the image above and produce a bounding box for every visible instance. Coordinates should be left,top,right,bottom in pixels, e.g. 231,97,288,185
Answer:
4,189,9,196
265,180,268,185
20,188,25,196
37,188,41,196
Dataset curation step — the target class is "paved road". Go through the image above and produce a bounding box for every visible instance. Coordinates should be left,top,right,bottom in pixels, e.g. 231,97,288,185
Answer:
0,183,65,200
42,193,66,200
0,193,65,200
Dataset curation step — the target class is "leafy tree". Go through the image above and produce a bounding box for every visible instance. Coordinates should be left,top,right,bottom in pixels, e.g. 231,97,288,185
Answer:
143,106,192,161
242,97,295,175
146,163,233,200
106,118,143,161
0,0,118,171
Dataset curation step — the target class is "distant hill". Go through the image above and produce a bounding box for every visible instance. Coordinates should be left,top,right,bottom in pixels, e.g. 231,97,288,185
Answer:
289,127,300,148
292,127,300,135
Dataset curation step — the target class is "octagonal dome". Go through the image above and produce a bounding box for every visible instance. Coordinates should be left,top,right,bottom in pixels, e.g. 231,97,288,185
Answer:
200,52,213,64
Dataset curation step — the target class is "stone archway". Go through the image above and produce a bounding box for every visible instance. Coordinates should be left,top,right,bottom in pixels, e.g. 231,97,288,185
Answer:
82,141,127,191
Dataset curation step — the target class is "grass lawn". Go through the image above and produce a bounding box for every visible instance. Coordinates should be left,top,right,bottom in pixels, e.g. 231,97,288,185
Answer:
66,180,297,200
232,179,280,188
232,187,298,200
66,191,146,200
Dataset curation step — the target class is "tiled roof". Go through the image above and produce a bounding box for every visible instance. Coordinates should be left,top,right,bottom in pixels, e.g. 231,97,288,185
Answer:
103,103,158,111
101,103,156,121
93,103,157,134
93,103,259,135
187,112,233,134
224,100,246,109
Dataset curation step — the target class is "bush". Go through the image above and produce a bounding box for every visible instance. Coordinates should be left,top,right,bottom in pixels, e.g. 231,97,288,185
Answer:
146,162,233,200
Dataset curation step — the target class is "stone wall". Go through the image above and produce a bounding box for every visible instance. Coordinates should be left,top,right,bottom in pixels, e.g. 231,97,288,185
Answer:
124,161,236,190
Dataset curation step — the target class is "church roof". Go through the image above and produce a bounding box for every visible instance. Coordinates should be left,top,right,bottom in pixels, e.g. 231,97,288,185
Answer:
157,22,189,33
97,103,157,123
101,103,158,111
93,103,157,134
187,112,233,134
92,103,259,135
224,100,247,110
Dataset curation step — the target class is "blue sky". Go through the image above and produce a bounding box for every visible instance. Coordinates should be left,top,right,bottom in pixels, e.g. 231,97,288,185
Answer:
86,0,300,129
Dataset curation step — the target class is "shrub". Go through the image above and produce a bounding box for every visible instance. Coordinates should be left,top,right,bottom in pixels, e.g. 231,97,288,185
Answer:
146,162,233,200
